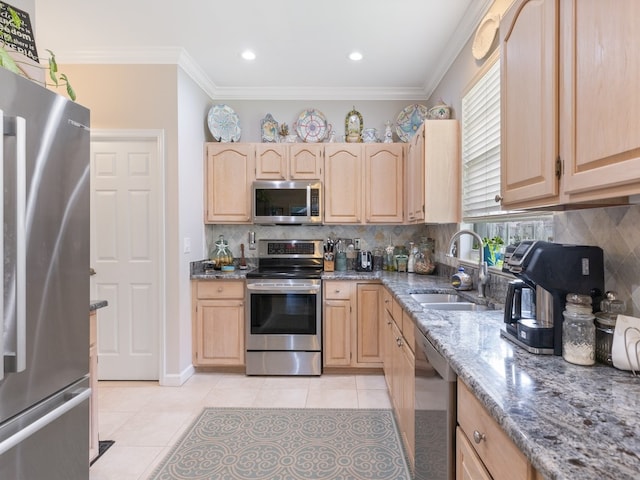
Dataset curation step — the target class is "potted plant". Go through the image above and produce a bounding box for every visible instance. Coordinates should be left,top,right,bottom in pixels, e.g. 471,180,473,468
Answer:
0,3,76,100
483,236,504,267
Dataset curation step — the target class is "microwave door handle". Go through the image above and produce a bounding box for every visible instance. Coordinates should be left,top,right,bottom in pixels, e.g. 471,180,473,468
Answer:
1,113,27,376
306,185,311,220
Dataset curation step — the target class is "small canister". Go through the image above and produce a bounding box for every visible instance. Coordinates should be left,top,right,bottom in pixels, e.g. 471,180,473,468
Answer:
595,292,626,365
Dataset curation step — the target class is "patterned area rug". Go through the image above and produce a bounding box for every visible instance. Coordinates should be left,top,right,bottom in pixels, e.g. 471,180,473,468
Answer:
148,408,411,480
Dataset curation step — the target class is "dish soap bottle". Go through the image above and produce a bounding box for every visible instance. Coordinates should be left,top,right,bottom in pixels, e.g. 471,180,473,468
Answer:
451,267,472,290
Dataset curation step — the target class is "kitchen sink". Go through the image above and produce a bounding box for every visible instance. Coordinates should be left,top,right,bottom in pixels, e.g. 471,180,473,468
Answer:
410,293,464,303
410,293,490,311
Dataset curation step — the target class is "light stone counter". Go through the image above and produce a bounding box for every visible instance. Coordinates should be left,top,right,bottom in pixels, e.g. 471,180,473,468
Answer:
380,272,639,480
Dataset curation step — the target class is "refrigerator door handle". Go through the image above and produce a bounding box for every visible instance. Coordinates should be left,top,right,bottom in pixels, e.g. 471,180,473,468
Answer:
0,386,91,456
1,112,27,376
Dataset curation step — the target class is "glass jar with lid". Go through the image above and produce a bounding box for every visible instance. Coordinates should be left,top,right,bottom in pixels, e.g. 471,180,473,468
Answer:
562,293,596,366
595,291,626,365
211,235,233,270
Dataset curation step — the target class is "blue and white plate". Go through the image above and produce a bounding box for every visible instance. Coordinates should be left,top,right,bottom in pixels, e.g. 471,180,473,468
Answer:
395,104,429,142
207,104,241,142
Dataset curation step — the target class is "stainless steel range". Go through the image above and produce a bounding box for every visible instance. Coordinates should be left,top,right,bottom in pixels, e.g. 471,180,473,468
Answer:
245,239,323,375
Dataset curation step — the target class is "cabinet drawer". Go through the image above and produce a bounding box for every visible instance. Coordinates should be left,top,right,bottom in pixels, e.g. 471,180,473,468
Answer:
401,310,415,353
457,380,531,480
196,280,245,299
392,297,403,322
383,288,393,313
324,281,352,300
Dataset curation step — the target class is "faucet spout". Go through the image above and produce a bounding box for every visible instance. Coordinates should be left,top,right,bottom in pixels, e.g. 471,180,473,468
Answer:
448,229,488,298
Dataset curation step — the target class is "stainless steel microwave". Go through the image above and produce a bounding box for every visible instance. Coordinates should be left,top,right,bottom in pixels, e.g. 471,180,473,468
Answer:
252,180,322,225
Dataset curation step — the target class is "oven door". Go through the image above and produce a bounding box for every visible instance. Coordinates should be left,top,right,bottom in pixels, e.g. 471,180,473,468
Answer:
246,280,321,351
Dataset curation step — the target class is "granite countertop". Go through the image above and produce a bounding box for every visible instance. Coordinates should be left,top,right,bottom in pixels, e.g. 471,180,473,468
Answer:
189,263,640,478
379,272,639,480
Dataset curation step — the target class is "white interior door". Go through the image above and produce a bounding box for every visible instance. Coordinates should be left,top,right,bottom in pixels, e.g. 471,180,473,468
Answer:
90,132,163,380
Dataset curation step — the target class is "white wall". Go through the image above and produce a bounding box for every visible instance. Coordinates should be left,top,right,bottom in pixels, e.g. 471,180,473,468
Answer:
173,68,209,384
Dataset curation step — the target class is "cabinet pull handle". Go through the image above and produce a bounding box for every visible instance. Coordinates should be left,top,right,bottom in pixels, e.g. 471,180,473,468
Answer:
396,337,402,346
473,430,486,444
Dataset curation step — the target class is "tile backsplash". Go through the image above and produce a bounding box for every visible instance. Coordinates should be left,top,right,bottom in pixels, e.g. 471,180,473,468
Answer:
206,204,640,316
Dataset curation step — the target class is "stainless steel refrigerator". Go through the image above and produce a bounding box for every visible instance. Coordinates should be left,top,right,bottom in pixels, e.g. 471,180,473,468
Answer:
0,67,91,478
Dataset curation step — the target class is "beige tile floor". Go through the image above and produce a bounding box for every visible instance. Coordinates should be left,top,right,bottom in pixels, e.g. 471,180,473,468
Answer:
89,372,391,480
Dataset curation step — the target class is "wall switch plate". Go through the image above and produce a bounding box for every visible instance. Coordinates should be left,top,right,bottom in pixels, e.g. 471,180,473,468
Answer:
354,238,361,250
183,237,191,254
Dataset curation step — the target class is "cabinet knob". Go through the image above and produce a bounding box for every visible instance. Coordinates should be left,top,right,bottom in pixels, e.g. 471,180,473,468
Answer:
494,194,503,203
335,289,341,293
217,287,223,292
396,337,402,347
473,430,486,444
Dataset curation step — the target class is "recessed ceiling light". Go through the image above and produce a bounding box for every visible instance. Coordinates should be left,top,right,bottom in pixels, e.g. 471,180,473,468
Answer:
349,51,363,61
241,50,256,61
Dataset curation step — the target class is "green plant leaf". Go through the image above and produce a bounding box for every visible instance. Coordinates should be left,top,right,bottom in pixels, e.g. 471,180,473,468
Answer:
8,7,22,29
61,73,76,101
46,49,58,73
48,57,59,85
0,47,20,74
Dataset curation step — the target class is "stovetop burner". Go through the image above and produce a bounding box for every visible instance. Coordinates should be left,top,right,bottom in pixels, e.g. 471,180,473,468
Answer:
247,239,324,279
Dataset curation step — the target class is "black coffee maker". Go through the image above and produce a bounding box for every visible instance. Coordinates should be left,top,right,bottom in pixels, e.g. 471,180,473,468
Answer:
501,240,604,355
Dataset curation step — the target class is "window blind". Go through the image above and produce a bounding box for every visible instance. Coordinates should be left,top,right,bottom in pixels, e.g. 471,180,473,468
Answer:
462,58,501,219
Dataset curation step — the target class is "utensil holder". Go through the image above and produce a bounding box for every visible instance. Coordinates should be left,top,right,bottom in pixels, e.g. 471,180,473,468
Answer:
324,260,335,272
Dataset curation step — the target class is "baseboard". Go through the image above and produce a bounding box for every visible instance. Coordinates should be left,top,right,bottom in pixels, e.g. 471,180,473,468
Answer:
159,364,195,386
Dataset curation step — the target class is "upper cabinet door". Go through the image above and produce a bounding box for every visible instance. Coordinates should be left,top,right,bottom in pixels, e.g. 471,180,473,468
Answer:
255,144,288,180
364,144,404,223
204,143,254,223
289,144,323,180
500,0,560,209
324,144,363,224
560,0,640,201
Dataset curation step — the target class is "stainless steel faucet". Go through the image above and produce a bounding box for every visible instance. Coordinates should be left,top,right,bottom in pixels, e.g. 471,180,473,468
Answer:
447,229,488,298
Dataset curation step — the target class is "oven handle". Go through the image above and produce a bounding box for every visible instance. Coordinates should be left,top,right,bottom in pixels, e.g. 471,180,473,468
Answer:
246,284,321,294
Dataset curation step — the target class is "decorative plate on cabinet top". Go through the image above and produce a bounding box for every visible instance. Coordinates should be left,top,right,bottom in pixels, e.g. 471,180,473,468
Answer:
207,104,241,142
260,113,279,142
472,12,500,60
295,109,329,143
395,104,429,142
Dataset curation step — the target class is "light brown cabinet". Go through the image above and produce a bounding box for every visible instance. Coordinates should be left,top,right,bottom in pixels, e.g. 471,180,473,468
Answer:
324,144,404,224
501,0,640,209
405,121,460,223
204,143,254,223
324,144,363,223
457,379,540,480
323,281,353,367
255,144,323,180
323,281,381,368
381,287,415,469
191,280,245,366
364,144,404,224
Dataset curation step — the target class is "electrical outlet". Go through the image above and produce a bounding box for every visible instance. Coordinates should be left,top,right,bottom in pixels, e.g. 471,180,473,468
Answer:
354,238,361,250
183,237,191,254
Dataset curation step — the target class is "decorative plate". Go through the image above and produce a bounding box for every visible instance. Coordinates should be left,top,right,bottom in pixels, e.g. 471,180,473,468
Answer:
207,104,241,142
472,12,500,60
260,113,279,142
395,104,429,142
295,109,328,143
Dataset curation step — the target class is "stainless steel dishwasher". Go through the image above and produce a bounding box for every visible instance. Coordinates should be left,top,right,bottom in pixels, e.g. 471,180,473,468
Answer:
414,325,457,480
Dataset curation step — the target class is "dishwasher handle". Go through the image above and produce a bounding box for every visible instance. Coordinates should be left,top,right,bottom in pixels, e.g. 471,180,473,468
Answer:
417,326,456,382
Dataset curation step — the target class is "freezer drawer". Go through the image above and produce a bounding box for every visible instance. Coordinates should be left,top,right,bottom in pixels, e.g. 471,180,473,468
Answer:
0,377,90,480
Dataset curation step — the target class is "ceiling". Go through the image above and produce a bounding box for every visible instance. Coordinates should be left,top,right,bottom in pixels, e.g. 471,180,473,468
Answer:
34,0,492,100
